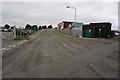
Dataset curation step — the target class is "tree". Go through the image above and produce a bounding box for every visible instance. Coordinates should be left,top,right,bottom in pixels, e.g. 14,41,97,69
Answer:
25,24,31,30
48,25,52,29
32,25,38,29
42,25,47,29
4,24,10,29
11,27,14,29
39,26,42,29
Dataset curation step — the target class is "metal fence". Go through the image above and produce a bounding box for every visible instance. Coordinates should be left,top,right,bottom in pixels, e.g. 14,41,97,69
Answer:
71,28,82,37
54,28,83,37
1,28,41,40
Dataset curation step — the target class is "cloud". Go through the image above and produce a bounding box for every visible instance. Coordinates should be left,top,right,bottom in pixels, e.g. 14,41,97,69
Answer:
1,2,118,30
2,0,120,2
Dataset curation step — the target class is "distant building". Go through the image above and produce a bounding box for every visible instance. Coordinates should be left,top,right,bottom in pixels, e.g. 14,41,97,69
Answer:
58,21,73,29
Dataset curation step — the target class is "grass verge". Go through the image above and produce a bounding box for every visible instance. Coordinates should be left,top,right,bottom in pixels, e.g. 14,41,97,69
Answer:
15,35,29,40
15,30,41,40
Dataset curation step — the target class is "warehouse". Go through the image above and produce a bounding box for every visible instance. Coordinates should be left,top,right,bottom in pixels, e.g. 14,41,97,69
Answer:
83,22,111,38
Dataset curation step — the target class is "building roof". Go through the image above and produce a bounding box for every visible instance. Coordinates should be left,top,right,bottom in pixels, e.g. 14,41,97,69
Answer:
111,30,119,32
61,21,73,23
90,22,111,24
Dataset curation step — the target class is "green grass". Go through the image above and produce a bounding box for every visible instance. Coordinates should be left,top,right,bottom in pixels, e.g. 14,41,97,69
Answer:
15,30,41,40
15,33,33,40
15,35,29,40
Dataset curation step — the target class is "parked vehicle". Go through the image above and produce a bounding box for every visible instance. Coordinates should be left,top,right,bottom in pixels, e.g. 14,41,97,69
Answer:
0,29,4,32
110,31,115,37
0,29,7,32
4,29,8,32
27,30,32,34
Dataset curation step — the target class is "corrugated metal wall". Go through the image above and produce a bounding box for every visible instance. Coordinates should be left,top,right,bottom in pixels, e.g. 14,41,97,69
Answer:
55,28,83,37
71,28,82,37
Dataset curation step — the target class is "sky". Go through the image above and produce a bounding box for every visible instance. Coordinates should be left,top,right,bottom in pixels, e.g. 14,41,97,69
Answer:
0,0,119,30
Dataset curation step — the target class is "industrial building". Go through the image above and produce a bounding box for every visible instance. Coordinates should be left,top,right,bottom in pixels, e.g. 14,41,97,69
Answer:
58,21,73,29
83,22,111,38
57,21,112,38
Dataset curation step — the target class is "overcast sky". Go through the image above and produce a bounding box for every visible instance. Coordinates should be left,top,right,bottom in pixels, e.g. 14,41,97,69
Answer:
1,0,119,30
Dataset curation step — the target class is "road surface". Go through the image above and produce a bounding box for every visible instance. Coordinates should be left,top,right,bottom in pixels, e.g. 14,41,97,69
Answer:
2,32,19,48
2,29,118,78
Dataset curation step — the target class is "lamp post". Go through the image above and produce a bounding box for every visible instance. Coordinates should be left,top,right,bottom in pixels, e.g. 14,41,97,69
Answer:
67,6,76,23
67,6,76,35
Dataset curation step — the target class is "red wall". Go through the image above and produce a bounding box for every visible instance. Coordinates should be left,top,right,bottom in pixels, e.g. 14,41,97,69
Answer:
63,22,73,29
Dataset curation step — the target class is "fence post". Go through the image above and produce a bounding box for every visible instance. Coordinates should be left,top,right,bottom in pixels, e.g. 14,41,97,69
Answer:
14,25,16,40
20,27,22,37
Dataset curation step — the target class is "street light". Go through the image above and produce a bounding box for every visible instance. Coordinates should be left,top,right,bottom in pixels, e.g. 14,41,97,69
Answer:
67,6,76,23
